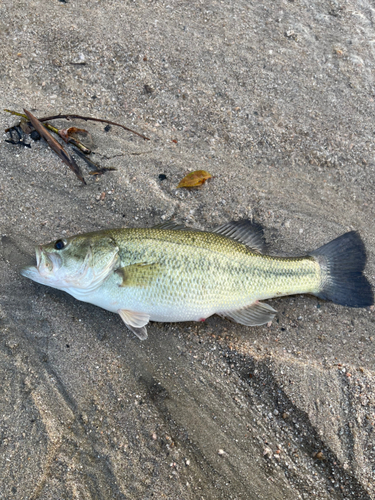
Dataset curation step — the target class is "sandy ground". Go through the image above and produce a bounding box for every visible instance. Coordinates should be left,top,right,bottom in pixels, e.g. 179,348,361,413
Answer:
0,0,375,498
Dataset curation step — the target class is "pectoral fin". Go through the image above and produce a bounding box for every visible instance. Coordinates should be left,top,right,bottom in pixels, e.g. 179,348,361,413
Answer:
222,301,277,326
118,309,150,340
115,263,162,288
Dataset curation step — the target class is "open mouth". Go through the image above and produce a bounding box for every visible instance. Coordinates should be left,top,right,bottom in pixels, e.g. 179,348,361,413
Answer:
21,247,62,284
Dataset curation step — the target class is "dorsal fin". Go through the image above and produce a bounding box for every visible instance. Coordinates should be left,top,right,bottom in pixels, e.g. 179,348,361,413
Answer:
213,220,266,253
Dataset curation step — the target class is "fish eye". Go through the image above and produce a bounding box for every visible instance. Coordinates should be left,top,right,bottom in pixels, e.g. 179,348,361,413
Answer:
54,239,67,250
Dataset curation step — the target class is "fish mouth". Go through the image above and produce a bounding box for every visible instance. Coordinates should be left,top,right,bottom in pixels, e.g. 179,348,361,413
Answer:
20,247,62,285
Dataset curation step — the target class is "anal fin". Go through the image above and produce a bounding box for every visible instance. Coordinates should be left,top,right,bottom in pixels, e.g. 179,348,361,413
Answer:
222,301,277,326
118,309,150,340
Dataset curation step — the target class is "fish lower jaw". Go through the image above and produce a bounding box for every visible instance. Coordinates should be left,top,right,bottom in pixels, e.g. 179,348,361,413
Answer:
20,266,54,286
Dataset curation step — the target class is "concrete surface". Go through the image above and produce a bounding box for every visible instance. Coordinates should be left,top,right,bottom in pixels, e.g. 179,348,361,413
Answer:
0,0,374,498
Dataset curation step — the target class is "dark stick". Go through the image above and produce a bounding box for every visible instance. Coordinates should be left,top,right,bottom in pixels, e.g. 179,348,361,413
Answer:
23,109,86,184
37,114,150,141
72,147,117,175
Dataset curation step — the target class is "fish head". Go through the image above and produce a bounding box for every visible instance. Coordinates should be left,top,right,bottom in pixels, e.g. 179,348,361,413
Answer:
21,233,120,292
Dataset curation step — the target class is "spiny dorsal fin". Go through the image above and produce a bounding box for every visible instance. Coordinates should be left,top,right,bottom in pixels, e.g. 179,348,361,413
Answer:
221,301,276,326
213,220,266,253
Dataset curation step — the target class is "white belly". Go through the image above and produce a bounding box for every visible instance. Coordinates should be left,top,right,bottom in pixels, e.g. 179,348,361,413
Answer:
65,274,215,323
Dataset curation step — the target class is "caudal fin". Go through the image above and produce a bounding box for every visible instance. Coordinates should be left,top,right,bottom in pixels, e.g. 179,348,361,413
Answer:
310,231,374,308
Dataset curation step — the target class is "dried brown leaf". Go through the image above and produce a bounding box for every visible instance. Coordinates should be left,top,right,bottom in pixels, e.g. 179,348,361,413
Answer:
58,126,89,143
177,170,212,188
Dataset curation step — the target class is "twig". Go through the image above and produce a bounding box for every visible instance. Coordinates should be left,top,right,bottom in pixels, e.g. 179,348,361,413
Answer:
23,109,86,184
4,109,91,153
4,109,26,120
37,113,150,141
72,147,117,175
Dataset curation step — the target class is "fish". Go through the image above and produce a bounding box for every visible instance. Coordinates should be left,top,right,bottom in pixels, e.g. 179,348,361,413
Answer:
20,220,374,340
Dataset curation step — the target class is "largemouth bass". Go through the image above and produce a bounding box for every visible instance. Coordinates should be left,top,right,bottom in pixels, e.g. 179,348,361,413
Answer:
21,220,373,340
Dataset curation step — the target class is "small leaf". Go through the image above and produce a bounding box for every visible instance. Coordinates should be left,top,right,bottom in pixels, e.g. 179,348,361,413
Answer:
58,126,89,143
177,170,212,188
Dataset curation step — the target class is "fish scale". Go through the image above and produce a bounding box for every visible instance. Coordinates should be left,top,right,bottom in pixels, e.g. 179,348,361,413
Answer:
118,230,319,306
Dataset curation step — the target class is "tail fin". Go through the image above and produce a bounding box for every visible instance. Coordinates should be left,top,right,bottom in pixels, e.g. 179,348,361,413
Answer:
310,231,374,308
